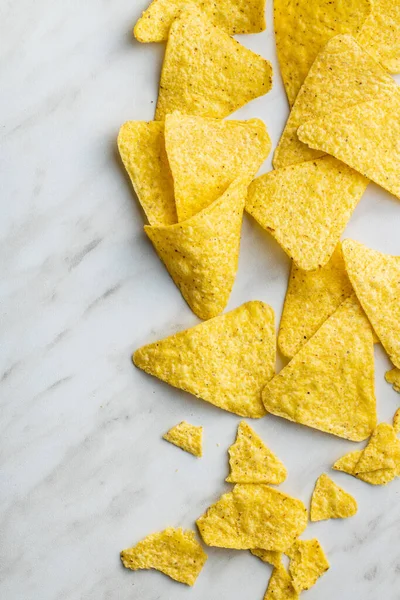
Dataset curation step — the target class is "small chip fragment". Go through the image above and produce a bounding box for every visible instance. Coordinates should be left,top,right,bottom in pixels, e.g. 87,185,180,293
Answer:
226,421,287,484
134,301,275,418
134,0,266,42
278,243,353,357
163,421,203,457
196,484,308,551
251,548,283,568
155,7,273,120
287,539,330,592
264,564,299,600
355,423,400,474
310,474,358,522
262,296,377,441
342,239,400,368
333,450,396,485
120,527,207,585
393,409,400,434
386,368,400,393
165,112,271,221
118,121,176,225
358,0,400,73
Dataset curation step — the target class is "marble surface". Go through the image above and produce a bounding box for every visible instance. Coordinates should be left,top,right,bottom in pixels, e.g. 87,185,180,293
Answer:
1,1,400,599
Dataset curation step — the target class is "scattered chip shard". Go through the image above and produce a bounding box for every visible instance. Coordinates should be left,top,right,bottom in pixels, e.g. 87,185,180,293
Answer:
120,527,207,585
262,296,376,441
134,0,267,42
196,484,308,551
310,474,358,522
226,421,287,484
274,0,371,106
287,539,330,592
358,0,400,73
165,112,271,221
355,423,400,474
134,301,275,418
333,449,396,485
118,121,176,225
278,243,353,357
251,548,283,568
155,7,273,120
386,368,400,393
393,409,400,434
264,564,299,600
163,421,203,457
145,178,247,320
342,239,400,369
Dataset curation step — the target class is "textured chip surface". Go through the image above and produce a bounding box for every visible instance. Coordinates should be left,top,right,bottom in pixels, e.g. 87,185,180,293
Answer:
386,368,400,393
333,449,397,485
310,474,358,521
251,548,283,568
358,0,400,73
287,538,330,592
264,565,299,600
163,421,203,457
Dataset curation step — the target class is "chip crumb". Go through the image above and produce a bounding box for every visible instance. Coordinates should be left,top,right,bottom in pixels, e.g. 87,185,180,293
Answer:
393,409,400,434
310,473,358,521
386,368,400,393
163,421,203,457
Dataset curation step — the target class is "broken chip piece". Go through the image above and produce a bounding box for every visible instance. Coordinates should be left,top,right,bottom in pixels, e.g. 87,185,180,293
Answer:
155,7,273,120
263,296,376,441
226,421,287,485
165,112,271,221
134,301,275,418
251,548,283,568
310,474,358,522
358,0,400,73
393,409,400,434
120,527,207,585
355,423,400,474
386,368,400,393
163,421,203,457
264,564,299,600
196,484,308,551
333,449,396,486
286,539,330,592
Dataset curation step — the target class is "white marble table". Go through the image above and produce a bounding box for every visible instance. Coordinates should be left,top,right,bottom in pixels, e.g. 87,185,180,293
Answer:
1,2,400,599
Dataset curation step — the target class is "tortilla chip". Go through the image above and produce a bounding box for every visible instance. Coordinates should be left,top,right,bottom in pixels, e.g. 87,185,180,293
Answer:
163,421,203,457
358,0,400,73
196,484,308,551
298,92,400,200
393,409,400,434
251,549,283,568
342,239,400,369
278,243,353,357
386,368,400,393
310,474,358,522
274,34,398,169
134,301,275,418
287,539,330,592
355,423,400,473
155,7,273,120
274,0,371,106
226,421,287,484
165,112,271,221
118,121,176,226
145,178,247,320
134,0,266,42
333,449,396,485
120,527,207,585
264,565,299,600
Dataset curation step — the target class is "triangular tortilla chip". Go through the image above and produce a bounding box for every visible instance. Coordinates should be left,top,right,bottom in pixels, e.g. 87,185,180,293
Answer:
262,296,376,441
226,421,287,484
134,0,266,42
394,409,400,434
333,449,396,485
355,423,400,473
358,0,400,73
274,0,371,106
264,565,299,600
386,368,400,393
274,35,398,169
310,474,358,522
163,421,203,456
165,112,271,221
278,243,353,357
155,7,273,120
134,301,275,418
118,121,176,225
120,527,207,585
298,93,400,200
342,239,400,368
287,539,330,592
145,178,246,320
196,484,308,551
251,549,283,568
246,155,368,271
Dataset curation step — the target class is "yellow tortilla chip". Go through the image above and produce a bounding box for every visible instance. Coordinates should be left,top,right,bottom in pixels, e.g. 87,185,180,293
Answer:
274,34,398,169
274,0,371,106
134,0,266,42
226,421,287,485
342,239,400,369
386,368,400,393
251,549,283,568
298,92,400,200
196,484,308,551
145,178,246,320
155,7,273,120
264,565,299,600
287,539,330,592
163,421,203,457
393,409,400,434
333,449,396,485
310,474,357,522
134,301,275,418
358,0,400,73
246,156,368,271
278,243,353,357
165,112,271,221
118,121,176,226
355,423,400,473
120,527,207,585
